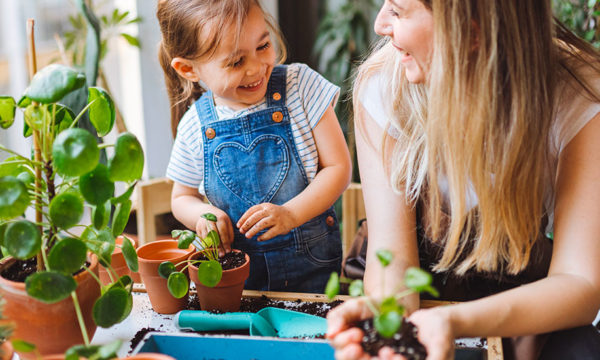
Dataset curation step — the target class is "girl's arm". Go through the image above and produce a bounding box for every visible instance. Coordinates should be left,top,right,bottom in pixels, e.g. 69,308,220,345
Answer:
171,182,233,252
408,113,600,359
237,105,352,240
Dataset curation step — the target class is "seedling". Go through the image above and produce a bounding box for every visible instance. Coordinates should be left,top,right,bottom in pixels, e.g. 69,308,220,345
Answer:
158,213,224,298
325,249,438,338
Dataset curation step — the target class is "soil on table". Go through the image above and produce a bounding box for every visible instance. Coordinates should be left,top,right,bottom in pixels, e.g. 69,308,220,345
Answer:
0,258,90,282
357,318,427,360
194,251,246,270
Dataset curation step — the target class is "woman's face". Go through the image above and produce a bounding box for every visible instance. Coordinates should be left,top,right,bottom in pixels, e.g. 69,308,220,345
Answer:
374,0,433,84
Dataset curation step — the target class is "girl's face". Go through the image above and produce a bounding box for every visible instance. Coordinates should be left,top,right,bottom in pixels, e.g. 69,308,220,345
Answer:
179,5,277,110
374,0,433,84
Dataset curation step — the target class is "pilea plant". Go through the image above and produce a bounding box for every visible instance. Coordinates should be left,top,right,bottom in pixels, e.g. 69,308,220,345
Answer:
0,63,143,354
158,213,224,298
325,249,438,338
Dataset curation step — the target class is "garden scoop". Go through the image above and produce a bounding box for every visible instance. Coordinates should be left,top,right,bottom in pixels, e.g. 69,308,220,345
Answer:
174,308,328,338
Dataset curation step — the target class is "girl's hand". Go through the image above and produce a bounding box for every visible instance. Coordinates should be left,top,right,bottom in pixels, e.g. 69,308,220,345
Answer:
237,203,297,241
326,298,374,360
408,308,455,360
195,207,233,255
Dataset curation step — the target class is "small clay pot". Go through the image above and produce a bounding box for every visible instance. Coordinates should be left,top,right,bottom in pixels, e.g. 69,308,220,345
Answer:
126,234,177,283
0,341,13,360
137,240,194,314
189,250,250,312
99,235,137,286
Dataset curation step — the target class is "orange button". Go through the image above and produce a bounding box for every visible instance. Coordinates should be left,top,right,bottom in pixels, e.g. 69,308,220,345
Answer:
272,111,283,123
272,92,282,101
205,128,216,139
326,216,335,227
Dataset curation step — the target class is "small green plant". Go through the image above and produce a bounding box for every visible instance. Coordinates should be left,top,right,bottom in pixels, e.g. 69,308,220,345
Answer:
0,63,143,356
325,249,438,338
158,213,224,298
553,0,600,47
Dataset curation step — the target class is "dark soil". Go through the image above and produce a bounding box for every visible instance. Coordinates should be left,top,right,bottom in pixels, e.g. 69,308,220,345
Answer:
357,318,427,360
0,258,90,282
129,327,159,353
194,251,247,270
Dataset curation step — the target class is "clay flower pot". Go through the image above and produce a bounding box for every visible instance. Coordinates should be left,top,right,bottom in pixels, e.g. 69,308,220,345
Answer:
137,240,194,314
0,341,13,360
190,250,250,312
0,256,100,360
99,235,137,286
127,353,177,360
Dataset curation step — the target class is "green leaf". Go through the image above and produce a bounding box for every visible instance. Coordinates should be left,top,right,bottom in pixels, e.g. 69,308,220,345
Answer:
52,128,100,177
24,64,86,104
0,176,30,220
111,199,132,237
325,272,340,299
158,261,176,279
52,103,76,133
16,171,35,189
25,271,77,303
2,220,41,260
121,235,138,272
177,230,196,249
167,272,189,298
88,87,115,136
92,287,133,328
109,274,133,291
108,132,144,182
380,297,403,315
49,191,84,229
348,279,364,297
205,229,220,249
201,213,217,222
92,201,111,230
11,339,36,352
0,157,30,177
404,267,437,296
197,260,222,287
0,96,16,129
111,182,136,204
65,344,101,360
48,237,87,274
120,33,141,48
79,163,115,205
23,104,49,131
85,228,115,267
17,96,31,108
375,249,393,267
374,310,403,339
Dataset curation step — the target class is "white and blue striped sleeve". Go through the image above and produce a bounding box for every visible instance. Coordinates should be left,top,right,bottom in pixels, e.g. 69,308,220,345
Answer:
293,63,340,128
165,110,204,189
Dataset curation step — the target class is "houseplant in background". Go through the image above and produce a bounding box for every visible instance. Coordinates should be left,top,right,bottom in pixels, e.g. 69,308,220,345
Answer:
325,249,438,360
0,61,143,358
553,0,600,47
157,213,250,312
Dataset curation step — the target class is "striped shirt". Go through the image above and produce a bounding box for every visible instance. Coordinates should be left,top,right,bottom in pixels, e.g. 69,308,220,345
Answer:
166,63,340,195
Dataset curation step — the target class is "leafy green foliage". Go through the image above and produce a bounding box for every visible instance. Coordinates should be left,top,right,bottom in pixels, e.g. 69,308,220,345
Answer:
24,64,86,104
25,271,78,304
167,272,189,298
48,238,87,274
52,128,100,177
197,260,223,287
0,177,30,220
108,132,144,182
554,0,600,47
49,192,84,229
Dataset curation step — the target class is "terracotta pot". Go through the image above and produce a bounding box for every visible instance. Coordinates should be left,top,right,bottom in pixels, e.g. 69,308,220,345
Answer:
0,341,13,360
190,250,250,312
137,240,194,314
0,256,100,360
124,234,175,283
99,235,137,286
127,353,176,360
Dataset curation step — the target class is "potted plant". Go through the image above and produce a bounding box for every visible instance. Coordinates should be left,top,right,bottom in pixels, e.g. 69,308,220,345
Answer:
0,63,143,358
157,213,250,312
325,249,438,360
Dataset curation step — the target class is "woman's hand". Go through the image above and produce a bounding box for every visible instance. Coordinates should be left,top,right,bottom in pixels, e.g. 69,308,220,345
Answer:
327,298,374,360
195,207,233,255
408,307,455,360
237,203,297,241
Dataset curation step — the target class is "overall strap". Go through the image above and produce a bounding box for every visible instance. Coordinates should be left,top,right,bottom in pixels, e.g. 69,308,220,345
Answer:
266,65,288,107
194,90,219,123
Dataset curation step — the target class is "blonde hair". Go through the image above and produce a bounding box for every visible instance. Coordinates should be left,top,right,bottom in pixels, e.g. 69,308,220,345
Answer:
157,0,287,137
355,0,600,275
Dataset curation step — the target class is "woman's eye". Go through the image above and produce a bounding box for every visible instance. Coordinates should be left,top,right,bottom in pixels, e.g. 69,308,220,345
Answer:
388,9,399,17
258,42,271,51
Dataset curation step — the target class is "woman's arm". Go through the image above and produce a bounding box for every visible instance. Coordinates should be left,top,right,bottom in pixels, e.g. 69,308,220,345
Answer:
237,105,352,240
411,113,600,346
171,182,233,252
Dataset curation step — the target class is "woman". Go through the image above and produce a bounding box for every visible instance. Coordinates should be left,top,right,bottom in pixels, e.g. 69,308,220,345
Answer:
326,0,600,359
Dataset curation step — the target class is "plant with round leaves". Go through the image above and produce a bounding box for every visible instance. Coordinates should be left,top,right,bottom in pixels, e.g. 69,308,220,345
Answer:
0,63,144,351
325,249,439,339
158,212,227,298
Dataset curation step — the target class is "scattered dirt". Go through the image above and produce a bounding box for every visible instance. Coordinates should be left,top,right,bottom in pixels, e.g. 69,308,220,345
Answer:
193,251,247,270
129,327,159,353
0,258,90,282
357,318,427,360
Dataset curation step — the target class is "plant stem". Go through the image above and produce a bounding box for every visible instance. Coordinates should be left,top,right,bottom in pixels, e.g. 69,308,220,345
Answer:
69,100,96,129
363,296,380,317
71,292,90,346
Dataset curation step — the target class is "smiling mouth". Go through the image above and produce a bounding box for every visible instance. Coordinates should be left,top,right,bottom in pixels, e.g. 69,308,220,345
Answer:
240,79,263,90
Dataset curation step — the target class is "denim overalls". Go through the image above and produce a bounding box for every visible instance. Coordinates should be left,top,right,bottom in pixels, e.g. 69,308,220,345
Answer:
194,65,342,293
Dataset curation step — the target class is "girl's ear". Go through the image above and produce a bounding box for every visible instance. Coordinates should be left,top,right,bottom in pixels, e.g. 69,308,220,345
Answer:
171,57,200,82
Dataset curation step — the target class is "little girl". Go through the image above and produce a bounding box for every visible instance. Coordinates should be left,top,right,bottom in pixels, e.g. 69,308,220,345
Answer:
157,0,351,293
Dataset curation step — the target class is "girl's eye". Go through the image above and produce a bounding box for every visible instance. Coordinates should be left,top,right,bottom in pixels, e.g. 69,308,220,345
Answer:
258,42,271,51
231,58,244,68
388,8,399,17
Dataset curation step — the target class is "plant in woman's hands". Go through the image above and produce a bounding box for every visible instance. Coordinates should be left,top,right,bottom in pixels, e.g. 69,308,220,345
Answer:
158,213,223,298
325,249,438,338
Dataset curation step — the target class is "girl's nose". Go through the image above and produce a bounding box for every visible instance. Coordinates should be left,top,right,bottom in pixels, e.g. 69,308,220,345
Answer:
374,9,392,37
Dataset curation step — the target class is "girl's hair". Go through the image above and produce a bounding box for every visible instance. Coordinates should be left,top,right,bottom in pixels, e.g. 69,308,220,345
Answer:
354,0,600,275
157,0,287,137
